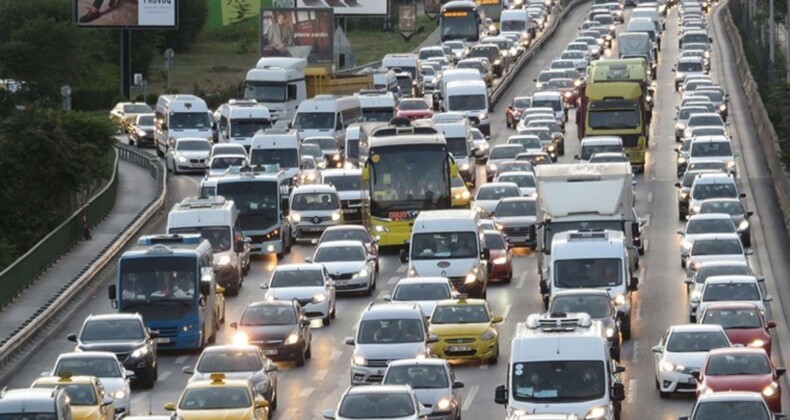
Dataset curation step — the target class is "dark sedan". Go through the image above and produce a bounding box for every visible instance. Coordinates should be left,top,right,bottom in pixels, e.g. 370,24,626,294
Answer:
231,300,312,366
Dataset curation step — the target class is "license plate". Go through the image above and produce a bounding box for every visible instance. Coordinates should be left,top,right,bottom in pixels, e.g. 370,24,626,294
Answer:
264,349,278,356
342,209,358,214
157,337,171,343
336,280,348,286
449,345,472,352
305,227,323,232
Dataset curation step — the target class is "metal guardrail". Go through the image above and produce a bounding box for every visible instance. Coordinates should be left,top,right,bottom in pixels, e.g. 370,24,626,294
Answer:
0,144,167,379
0,149,119,310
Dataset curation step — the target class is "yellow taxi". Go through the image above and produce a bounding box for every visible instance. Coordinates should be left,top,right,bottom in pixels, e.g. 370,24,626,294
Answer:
31,373,114,420
165,373,269,420
451,175,471,208
428,298,503,363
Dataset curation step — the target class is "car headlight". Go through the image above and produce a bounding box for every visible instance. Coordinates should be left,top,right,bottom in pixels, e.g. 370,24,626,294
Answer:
564,91,572,98
113,390,127,400
131,347,149,359
233,332,249,345
408,268,417,277
690,290,702,301
494,59,502,65
681,240,692,252
489,24,497,32
749,339,765,348
488,164,497,171
676,123,686,131
605,327,615,338
726,160,736,169
465,273,477,284
479,113,489,121
691,205,701,214
609,25,616,31
535,82,543,88
353,354,367,366
285,332,299,345
719,104,727,111
547,145,556,152
313,293,327,303
739,220,750,230
680,191,689,199
678,156,687,164
606,35,613,41
574,79,582,87
612,294,626,306
291,213,301,223
596,39,604,45
480,142,489,151
704,51,710,58
356,267,369,277
435,398,452,412
585,405,609,420
331,212,342,221
216,255,232,266
479,328,497,341
493,256,507,265
373,225,388,233
333,154,341,161
137,129,146,137
317,161,327,169
461,162,470,171
661,361,685,372
763,381,779,397
462,190,471,199
177,156,188,163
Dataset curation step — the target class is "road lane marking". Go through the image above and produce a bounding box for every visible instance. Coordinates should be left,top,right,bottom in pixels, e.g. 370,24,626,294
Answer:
632,341,640,364
503,304,513,320
314,369,328,381
299,387,314,398
284,408,297,419
627,379,637,402
462,385,479,411
376,290,388,300
642,214,651,227
644,239,649,253
388,275,399,284
397,265,407,273
329,350,343,361
516,272,528,289
159,371,171,382
479,362,489,370
648,192,654,203
175,355,188,364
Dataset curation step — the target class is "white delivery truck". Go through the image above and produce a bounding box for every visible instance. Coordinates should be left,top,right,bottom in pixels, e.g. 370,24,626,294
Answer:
356,90,397,123
154,94,214,158
445,80,492,136
494,312,626,419
291,95,362,144
249,129,301,182
166,196,249,296
548,229,637,339
243,57,307,124
217,99,272,150
534,163,639,299
400,210,490,299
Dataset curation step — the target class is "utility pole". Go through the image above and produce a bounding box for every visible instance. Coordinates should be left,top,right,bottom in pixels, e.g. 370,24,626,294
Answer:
786,0,790,82
770,0,775,62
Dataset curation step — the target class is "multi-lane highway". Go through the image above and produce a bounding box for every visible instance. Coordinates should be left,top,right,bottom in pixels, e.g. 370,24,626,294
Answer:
4,1,790,419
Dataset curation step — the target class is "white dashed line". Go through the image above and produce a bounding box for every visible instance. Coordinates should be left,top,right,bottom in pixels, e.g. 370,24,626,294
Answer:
644,239,650,253
516,272,528,289
314,369,328,381
502,304,513,320
632,341,640,364
642,214,651,227
397,265,407,273
462,385,479,411
175,355,188,364
299,387,315,398
479,362,489,370
647,192,654,203
627,379,637,402
329,350,343,361
388,275,399,284
159,371,171,382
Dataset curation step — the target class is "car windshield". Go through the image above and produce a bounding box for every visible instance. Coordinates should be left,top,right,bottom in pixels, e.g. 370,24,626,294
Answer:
394,283,451,301
431,305,490,324
497,174,536,188
81,319,144,341
696,265,751,284
179,387,251,410
124,104,152,113
686,219,735,234
168,226,231,253
514,98,532,108
689,115,724,127
399,100,429,111
702,308,763,328
477,186,519,200
692,183,738,200
301,144,323,159
305,138,338,151
666,331,730,352
197,350,262,373
270,269,324,288
531,99,561,112
384,365,449,389
170,112,211,129
292,192,339,211
338,393,415,419
498,162,534,174
210,157,246,170
691,142,733,157
495,200,537,217
582,144,623,160
321,229,368,244
484,232,507,250
445,137,469,158
547,80,574,90
490,146,524,159
55,358,121,378
177,140,211,152
588,109,641,129
250,148,298,168
691,239,743,255
451,176,465,188
230,119,271,137
550,295,613,318
411,232,478,260
590,154,628,163
691,127,726,137
706,352,772,375
31,384,96,406
512,361,605,402
241,305,296,326
138,115,154,125
679,108,706,120
554,258,622,288
699,201,744,216
357,319,424,344
693,401,771,420
294,112,335,130
678,61,704,72
323,175,361,192
448,94,487,111
703,282,761,302
314,245,365,262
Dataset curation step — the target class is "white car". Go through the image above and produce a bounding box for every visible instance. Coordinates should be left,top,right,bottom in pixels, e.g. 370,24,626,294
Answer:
684,233,752,274
323,385,431,420
47,352,132,415
166,137,212,174
473,182,521,217
677,214,738,265
507,135,544,154
687,135,737,175
262,264,336,326
487,145,526,181
210,142,247,159
308,240,377,296
207,153,247,176
690,275,772,322
688,172,742,216
385,277,454,319
652,324,732,397
495,171,537,197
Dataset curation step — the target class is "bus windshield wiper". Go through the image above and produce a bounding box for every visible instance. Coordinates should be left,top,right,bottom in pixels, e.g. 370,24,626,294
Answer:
151,298,192,308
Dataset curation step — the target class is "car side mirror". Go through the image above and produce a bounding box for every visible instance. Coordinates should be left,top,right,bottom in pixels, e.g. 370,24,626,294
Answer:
746,249,754,255
492,316,504,323
345,336,355,346
676,229,684,235
494,384,508,404
651,345,663,353
777,368,786,378
302,319,311,326
747,211,754,218
182,366,195,375
260,282,269,289
102,396,114,406
428,334,439,343
256,398,270,408
739,193,747,198
124,369,136,379
684,277,693,284
679,417,690,420
323,409,336,419
674,182,682,188
265,364,278,373
764,294,774,302
453,381,465,389
573,154,580,160
611,382,625,402
399,249,409,263
67,333,77,343
768,320,778,329
614,365,626,374
230,322,238,330
419,407,433,417
774,414,787,420
383,294,392,302
108,284,117,301
690,371,701,380
165,402,178,411
305,256,313,263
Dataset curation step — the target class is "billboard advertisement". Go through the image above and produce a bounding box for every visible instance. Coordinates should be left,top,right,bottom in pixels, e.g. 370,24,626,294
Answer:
295,0,387,16
260,8,334,64
398,5,417,32
74,0,178,28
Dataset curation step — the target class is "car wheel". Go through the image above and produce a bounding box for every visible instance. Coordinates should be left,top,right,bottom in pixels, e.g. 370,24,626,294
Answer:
621,316,632,340
490,345,499,364
322,313,331,326
305,342,312,359
331,303,336,319
296,349,306,366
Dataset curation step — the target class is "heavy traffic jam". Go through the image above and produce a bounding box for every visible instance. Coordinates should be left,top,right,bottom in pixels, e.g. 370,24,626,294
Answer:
0,0,785,418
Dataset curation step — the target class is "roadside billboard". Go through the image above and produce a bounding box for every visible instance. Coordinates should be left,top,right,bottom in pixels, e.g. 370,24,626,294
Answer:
260,8,334,64
295,0,387,16
74,0,178,28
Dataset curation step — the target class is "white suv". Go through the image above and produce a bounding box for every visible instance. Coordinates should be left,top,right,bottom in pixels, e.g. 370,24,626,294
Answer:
289,184,343,240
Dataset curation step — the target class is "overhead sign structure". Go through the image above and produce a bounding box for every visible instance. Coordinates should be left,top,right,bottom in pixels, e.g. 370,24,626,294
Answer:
295,0,387,16
260,8,335,64
74,0,178,28
424,0,441,18
398,5,417,40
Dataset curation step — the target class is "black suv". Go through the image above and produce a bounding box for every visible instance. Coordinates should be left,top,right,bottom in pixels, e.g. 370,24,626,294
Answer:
67,313,159,388
231,299,313,366
468,44,506,77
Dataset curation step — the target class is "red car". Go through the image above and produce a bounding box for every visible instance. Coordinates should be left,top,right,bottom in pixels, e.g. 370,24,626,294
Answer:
396,98,433,120
696,347,785,412
505,96,532,128
483,229,513,283
544,78,579,107
698,302,776,355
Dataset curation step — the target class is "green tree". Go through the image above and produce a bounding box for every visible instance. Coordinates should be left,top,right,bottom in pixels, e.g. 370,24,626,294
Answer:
164,0,209,52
